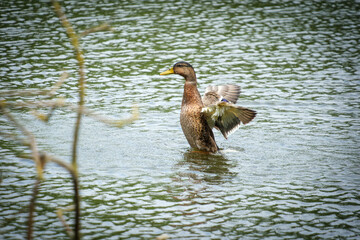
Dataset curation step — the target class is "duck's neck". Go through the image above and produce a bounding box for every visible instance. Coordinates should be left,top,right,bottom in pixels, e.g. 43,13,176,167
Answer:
182,81,203,107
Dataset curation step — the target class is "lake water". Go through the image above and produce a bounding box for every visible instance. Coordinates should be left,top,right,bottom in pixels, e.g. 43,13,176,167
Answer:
1,0,360,239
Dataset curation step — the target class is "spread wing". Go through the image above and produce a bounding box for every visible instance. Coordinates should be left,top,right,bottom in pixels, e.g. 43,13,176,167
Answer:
201,85,256,139
204,85,241,104
202,102,256,139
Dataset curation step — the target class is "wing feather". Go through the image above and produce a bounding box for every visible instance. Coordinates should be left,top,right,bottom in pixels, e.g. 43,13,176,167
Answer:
202,102,256,139
204,85,241,104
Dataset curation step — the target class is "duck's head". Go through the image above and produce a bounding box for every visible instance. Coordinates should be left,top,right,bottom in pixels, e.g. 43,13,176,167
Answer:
160,61,196,82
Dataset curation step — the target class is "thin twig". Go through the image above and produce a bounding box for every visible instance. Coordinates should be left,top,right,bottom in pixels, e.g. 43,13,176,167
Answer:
30,107,56,122
26,153,47,240
52,1,83,238
71,104,140,128
18,152,77,239
27,177,41,240
36,153,77,239
0,106,46,240
56,206,75,238
0,104,43,179
3,98,66,109
79,23,113,37
47,72,69,97
3,99,138,128
0,72,68,98
19,152,75,178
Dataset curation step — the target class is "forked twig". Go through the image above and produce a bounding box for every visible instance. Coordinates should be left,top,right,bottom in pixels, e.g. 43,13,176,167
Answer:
18,152,77,239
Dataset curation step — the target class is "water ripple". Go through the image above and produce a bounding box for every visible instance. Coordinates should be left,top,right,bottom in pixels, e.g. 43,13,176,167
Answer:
1,0,360,239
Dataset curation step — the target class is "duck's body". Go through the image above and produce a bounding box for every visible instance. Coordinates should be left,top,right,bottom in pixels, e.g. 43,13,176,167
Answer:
180,80,218,152
160,61,256,153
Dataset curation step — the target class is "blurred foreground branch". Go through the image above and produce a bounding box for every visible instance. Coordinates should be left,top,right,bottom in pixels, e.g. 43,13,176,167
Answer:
80,23,113,37
3,99,139,128
57,205,75,238
0,104,43,179
0,72,68,98
1,1,138,240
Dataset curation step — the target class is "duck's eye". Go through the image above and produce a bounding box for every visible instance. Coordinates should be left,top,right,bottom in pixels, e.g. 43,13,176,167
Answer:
177,64,192,68
174,62,193,68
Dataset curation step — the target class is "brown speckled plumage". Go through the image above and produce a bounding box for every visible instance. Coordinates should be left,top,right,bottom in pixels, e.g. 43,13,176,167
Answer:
180,82,218,153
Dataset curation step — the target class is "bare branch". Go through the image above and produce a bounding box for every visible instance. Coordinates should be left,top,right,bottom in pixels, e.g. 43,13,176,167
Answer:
75,104,140,128
2,2,138,239
0,104,43,179
3,98,65,109
17,152,77,239
3,99,138,128
47,72,69,97
0,72,68,98
79,23,113,37
52,1,84,238
56,206,75,238
27,178,41,240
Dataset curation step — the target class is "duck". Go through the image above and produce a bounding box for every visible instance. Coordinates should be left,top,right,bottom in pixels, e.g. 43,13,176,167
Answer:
160,61,256,153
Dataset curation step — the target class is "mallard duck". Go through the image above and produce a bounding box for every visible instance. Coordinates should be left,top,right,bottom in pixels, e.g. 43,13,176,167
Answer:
160,61,256,153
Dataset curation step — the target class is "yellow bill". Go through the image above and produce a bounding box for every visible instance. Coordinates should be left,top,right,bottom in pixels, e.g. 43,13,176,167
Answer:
160,67,174,75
